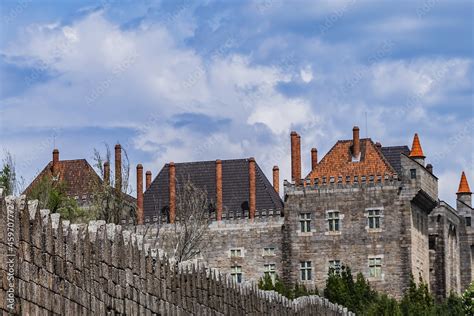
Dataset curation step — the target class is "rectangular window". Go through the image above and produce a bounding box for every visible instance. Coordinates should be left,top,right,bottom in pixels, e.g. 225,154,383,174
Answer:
361,176,366,183
231,266,242,283
354,176,359,183
322,177,327,184
346,175,351,183
330,176,335,183
263,247,275,256
369,175,374,183
300,213,311,232
264,264,276,282
368,209,381,229
410,169,417,179
369,258,382,278
329,260,341,275
377,175,382,182
230,249,242,257
300,261,312,281
328,211,340,231
467,217,472,227
338,176,343,183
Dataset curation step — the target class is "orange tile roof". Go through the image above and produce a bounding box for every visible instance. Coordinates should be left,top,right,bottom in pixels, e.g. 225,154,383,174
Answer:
307,139,397,184
409,133,425,158
457,171,472,194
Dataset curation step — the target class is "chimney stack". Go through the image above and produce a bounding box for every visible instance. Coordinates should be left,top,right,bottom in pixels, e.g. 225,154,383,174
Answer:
273,166,280,194
146,171,152,190
169,162,176,223
291,132,297,182
352,126,360,159
115,144,122,193
311,148,318,170
52,149,59,175
216,160,223,221
426,164,433,174
249,157,256,220
104,161,110,185
375,142,382,150
296,135,302,184
136,164,144,225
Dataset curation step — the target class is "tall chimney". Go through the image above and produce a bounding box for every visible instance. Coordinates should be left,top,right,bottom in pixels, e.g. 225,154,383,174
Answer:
249,157,256,220
311,148,318,170
353,126,360,159
216,160,223,221
136,164,144,225
169,162,176,224
104,161,110,185
273,166,280,194
296,135,302,184
52,149,59,175
115,144,122,193
146,171,152,190
291,131,298,182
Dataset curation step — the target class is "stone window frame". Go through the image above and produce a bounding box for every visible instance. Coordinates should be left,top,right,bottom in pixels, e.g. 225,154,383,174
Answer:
365,207,384,233
229,248,244,258
262,247,276,257
231,265,243,283
410,168,417,179
300,261,312,281
328,259,342,275
368,255,384,280
264,263,276,283
325,210,342,235
299,213,312,233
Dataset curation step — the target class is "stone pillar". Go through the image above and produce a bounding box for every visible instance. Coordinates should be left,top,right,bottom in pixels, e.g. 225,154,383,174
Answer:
216,160,223,221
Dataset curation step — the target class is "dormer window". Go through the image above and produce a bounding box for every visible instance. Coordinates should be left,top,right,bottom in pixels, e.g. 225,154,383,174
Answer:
322,177,327,184
338,176,342,184
346,175,351,183
361,176,366,183
354,176,359,183
330,176,335,183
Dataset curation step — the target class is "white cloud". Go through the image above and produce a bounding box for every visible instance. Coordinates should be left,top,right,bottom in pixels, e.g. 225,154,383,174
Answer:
300,65,313,83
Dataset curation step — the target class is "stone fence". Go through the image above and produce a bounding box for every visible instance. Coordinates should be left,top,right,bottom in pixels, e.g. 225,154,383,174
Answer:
0,192,353,315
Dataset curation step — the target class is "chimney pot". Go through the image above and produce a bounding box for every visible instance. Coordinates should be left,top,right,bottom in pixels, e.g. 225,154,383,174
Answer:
115,144,122,193
352,126,360,159
296,135,302,184
52,149,59,175
216,160,223,221
169,162,176,223
249,158,256,219
136,164,144,225
104,161,110,185
311,148,318,170
273,165,280,194
426,164,433,174
146,171,152,190
375,142,382,149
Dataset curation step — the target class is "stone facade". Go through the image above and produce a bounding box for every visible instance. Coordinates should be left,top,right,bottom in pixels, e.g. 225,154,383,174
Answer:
0,192,352,315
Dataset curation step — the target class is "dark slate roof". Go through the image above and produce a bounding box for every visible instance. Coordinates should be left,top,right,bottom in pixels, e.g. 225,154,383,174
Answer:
381,146,410,175
143,158,283,220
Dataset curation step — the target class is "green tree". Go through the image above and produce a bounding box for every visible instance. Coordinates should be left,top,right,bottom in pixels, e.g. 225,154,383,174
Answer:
399,275,436,316
462,282,474,315
0,151,17,195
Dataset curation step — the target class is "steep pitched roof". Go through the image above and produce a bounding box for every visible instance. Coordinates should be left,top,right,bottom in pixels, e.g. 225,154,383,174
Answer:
306,138,397,183
457,171,472,194
409,133,425,158
381,146,411,175
143,158,283,219
24,159,101,199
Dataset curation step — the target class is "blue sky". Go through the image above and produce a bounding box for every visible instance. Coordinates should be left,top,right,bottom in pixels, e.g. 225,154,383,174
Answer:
0,0,472,205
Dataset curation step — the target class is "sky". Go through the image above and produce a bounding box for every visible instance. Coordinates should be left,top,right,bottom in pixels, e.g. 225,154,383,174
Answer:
0,0,472,206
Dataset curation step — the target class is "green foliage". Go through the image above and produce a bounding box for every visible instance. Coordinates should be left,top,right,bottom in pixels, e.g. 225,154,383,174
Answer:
257,273,317,299
462,282,474,315
399,275,436,316
28,176,91,223
0,152,16,195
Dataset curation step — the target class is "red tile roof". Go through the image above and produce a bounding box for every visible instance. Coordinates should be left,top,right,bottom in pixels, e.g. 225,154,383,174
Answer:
409,133,425,158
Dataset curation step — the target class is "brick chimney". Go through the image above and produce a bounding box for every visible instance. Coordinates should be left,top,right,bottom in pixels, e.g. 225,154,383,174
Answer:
52,149,59,176
104,161,110,185
216,160,223,221
311,148,318,170
146,171,152,190
249,157,256,219
296,135,301,184
273,165,279,194
169,162,176,224
291,131,298,183
136,164,144,225
352,126,360,160
115,144,122,193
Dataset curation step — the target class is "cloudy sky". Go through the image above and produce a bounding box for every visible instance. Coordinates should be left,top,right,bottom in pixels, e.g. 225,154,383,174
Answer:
0,0,472,205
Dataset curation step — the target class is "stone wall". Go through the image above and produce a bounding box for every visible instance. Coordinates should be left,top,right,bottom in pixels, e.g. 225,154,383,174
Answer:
0,193,352,315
